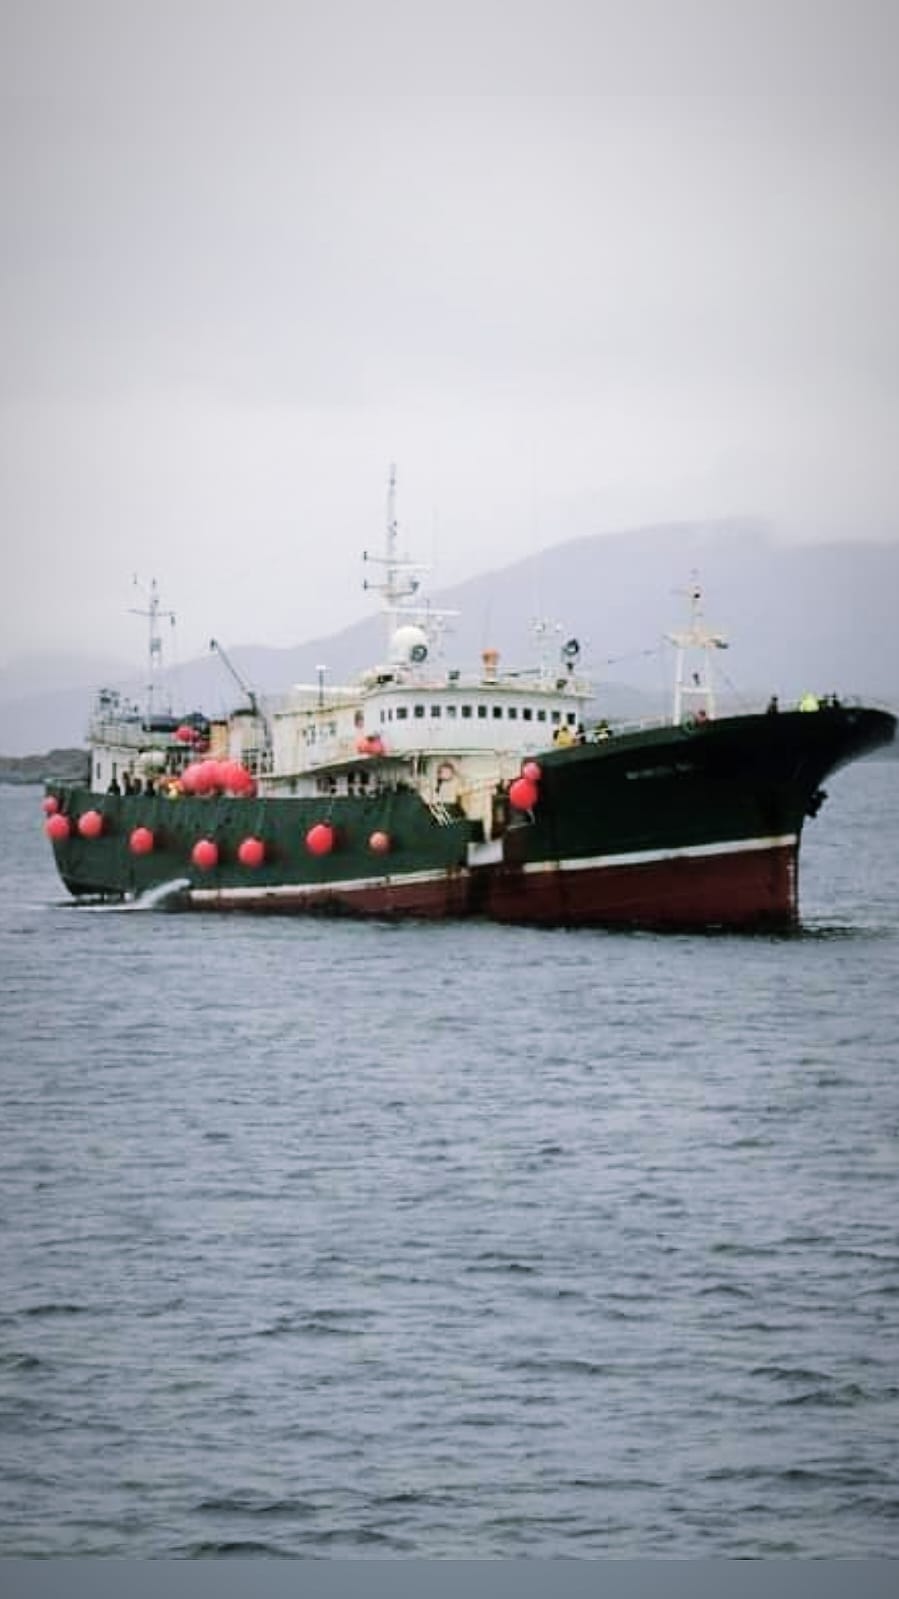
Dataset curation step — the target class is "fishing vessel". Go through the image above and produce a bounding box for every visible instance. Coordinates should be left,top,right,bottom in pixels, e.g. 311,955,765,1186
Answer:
43,480,895,928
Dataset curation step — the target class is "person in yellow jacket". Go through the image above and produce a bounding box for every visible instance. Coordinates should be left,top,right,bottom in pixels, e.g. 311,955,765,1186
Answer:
799,692,821,712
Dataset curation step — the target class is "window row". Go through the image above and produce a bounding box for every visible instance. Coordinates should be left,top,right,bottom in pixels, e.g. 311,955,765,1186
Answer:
380,705,578,727
304,721,338,744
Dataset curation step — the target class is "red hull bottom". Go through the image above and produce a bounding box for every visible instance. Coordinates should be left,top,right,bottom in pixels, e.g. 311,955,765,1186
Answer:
483,841,798,929
187,841,798,930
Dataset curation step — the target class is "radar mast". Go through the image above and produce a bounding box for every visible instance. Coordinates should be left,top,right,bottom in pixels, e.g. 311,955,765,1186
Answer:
130,577,175,719
667,576,728,724
361,465,423,642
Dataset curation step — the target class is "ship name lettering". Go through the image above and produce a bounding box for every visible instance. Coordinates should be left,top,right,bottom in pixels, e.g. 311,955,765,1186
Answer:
625,762,696,781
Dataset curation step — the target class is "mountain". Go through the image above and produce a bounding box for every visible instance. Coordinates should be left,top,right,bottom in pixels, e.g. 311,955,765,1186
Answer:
0,650,134,700
2,521,897,755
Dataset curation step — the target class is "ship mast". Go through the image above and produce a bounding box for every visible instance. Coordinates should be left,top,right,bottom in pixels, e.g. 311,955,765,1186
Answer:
130,577,175,720
362,464,426,645
667,577,727,725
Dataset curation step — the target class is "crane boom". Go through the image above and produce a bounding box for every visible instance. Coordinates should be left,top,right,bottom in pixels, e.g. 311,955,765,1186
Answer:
209,637,260,718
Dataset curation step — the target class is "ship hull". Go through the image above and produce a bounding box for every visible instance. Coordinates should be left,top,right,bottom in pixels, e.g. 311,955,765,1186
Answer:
45,706,894,930
481,836,798,930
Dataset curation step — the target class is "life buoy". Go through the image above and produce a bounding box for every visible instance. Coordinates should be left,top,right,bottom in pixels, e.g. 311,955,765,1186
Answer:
436,761,457,785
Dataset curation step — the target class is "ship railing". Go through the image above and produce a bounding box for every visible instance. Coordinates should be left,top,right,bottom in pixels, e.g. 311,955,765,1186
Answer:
426,801,457,826
292,738,392,775
603,693,867,738
87,717,162,749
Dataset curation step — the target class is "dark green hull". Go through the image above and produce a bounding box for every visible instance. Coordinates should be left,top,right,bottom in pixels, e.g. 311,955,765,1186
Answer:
45,705,895,929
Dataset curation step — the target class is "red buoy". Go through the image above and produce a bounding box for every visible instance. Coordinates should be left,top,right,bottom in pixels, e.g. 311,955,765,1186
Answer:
77,809,103,839
228,762,256,796
191,837,219,870
522,760,542,783
305,822,335,857
509,776,539,811
44,812,70,841
192,760,220,795
368,830,391,855
42,795,59,815
237,836,265,867
129,826,155,855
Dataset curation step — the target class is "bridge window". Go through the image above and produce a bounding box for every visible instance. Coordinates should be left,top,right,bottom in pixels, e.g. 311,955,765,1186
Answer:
414,704,425,718
431,705,442,718
551,711,561,725
508,707,518,720
477,705,488,719
461,705,473,719
492,706,503,719
537,709,547,722
447,705,457,718
396,706,408,720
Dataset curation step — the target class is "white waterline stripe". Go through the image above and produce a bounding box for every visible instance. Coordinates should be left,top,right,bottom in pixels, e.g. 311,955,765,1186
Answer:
187,834,797,902
189,866,452,903
521,833,798,876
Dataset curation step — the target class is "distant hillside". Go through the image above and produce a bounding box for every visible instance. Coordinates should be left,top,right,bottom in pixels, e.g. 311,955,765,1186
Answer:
0,748,90,786
0,650,132,700
1,521,897,754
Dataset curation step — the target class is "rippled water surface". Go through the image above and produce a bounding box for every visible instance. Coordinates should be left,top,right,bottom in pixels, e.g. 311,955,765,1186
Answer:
1,765,898,1556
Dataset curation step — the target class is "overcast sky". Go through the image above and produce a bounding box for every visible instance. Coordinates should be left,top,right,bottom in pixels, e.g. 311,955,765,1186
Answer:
2,0,898,670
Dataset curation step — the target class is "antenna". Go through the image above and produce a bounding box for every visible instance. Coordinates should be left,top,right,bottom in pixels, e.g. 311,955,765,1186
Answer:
130,577,175,720
387,460,397,559
531,617,563,682
362,464,428,643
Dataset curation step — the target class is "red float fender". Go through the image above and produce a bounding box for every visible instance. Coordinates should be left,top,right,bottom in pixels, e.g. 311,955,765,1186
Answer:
509,776,539,811
237,836,265,867
191,838,219,870
305,822,335,856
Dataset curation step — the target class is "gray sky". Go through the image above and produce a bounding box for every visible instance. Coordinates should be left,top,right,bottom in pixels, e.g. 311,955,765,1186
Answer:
2,0,898,669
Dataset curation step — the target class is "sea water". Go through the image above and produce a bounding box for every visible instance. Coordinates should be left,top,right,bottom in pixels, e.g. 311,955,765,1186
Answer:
1,763,897,1557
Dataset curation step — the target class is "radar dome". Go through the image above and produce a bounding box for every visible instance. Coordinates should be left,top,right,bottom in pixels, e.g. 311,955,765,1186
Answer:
389,624,429,665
